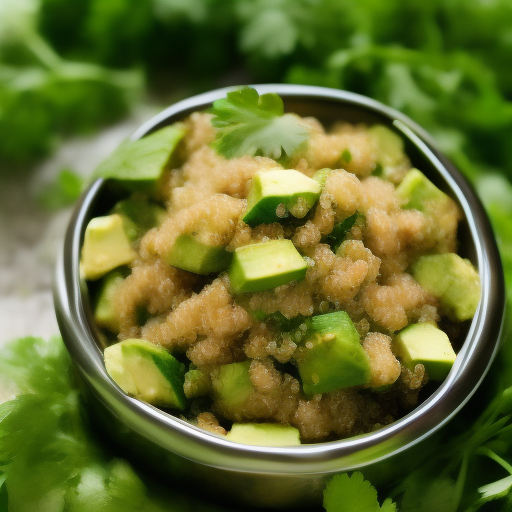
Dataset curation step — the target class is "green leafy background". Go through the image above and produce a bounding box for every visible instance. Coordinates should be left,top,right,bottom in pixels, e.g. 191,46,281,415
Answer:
0,0,511,511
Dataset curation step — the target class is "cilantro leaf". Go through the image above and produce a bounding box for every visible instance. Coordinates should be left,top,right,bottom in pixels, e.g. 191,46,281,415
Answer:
0,336,241,512
322,213,359,253
37,168,83,212
209,87,309,160
93,123,185,184
478,475,512,502
380,498,397,512
238,7,300,59
323,472,396,512
399,472,456,512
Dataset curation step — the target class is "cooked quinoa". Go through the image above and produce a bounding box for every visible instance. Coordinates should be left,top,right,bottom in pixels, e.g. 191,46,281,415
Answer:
87,108,475,443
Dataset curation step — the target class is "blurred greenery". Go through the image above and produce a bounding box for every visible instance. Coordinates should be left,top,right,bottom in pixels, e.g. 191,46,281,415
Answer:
1,0,512,510
0,0,510,181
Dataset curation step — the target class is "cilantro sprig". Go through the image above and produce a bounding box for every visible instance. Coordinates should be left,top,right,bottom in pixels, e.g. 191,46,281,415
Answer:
209,87,309,160
0,336,233,512
324,472,397,512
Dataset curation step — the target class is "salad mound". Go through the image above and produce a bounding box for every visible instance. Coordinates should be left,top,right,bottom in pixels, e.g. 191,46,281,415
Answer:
80,88,481,444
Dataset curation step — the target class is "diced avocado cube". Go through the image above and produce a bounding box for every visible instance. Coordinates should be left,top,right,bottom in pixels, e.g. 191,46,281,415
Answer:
94,268,129,333
104,338,187,409
396,168,450,213
166,234,232,275
80,214,137,281
369,125,406,169
226,423,301,446
411,253,481,321
395,323,456,380
243,169,321,225
112,198,167,242
184,369,211,398
212,361,253,409
94,123,186,193
298,311,371,395
229,239,307,294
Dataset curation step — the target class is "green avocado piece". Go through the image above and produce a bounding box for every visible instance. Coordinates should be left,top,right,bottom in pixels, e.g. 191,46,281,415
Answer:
396,168,450,213
94,268,129,333
184,369,211,398
104,338,187,409
80,214,137,281
226,423,301,446
243,169,321,225
411,253,481,321
94,123,186,194
395,323,456,380
112,198,167,242
166,233,233,275
369,125,406,169
212,361,253,409
228,239,307,294
298,311,371,395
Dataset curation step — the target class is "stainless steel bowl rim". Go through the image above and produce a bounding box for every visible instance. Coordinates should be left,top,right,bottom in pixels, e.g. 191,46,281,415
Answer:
54,84,505,476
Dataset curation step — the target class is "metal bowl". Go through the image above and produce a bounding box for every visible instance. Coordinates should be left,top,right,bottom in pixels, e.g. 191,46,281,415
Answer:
54,84,505,508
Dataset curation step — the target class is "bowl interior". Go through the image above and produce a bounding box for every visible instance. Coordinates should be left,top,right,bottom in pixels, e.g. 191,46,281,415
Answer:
56,85,505,477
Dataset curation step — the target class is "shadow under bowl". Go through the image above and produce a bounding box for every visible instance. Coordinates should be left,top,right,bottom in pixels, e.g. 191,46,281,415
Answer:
54,84,505,509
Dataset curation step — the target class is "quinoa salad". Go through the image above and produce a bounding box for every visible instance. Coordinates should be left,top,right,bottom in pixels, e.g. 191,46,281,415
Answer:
80,88,481,445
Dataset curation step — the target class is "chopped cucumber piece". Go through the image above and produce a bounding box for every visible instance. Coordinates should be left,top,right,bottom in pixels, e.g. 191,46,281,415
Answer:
226,423,301,446
243,169,321,225
298,311,371,395
104,339,187,409
112,198,167,242
411,253,481,321
94,268,129,333
94,123,186,193
229,239,307,294
80,214,136,280
395,323,456,380
166,234,232,275
212,361,253,409
396,168,450,213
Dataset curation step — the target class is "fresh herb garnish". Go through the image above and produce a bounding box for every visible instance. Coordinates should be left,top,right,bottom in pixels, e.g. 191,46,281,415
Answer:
341,148,352,164
322,213,359,252
209,87,309,160
324,472,397,512
0,336,236,512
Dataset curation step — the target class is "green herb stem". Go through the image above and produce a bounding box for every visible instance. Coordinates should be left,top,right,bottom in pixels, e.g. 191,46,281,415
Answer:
476,447,512,475
24,31,63,71
452,452,470,512
57,62,144,91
